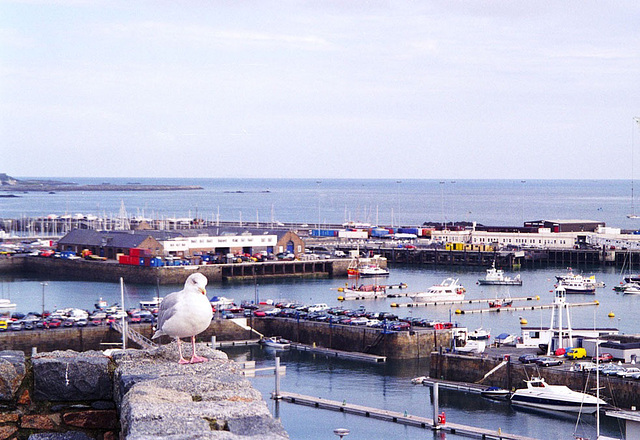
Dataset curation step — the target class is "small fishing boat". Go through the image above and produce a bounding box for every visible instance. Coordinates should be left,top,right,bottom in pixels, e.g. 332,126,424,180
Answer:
478,262,522,286
260,336,291,350
94,298,108,309
556,268,599,294
410,376,427,385
210,296,234,309
494,333,517,346
347,255,389,277
488,297,513,308
481,386,511,400
620,282,640,295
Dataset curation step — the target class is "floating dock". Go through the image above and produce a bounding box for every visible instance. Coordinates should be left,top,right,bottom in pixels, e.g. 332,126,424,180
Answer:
290,342,387,363
390,295,540,308
274,390,535,440
420,377,489,395
214,339,261,348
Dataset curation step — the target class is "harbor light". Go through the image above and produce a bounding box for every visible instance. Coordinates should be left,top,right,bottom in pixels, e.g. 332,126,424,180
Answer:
608,311,615,318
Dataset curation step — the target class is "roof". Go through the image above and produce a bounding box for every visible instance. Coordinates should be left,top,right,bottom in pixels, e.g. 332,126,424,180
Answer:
57,229,178,248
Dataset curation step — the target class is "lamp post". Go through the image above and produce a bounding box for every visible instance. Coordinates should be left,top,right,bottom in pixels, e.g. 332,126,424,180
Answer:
40,282,48,316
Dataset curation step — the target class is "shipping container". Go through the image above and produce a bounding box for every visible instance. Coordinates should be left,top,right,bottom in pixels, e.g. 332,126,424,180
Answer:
370,228,390,237
398,227,419,235
310,229,338,237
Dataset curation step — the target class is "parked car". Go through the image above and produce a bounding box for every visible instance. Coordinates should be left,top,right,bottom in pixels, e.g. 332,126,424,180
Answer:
47,319,62,328
593,353,614,363
535,357,564,367
63,319,75,327
0,321,7,332
618,367,640,378
9,321,23,331
76,318,88,327
518,354,540,364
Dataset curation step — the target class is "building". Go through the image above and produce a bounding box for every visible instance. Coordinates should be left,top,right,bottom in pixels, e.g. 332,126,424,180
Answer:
56,227,305,260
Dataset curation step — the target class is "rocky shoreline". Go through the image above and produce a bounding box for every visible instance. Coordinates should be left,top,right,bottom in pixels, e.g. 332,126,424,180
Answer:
0,184,202,192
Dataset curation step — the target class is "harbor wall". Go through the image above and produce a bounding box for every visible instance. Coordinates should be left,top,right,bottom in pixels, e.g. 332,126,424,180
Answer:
430,351,640,410
253,317,452,359
0,320,255,356
2,255,351,284
0,347,287,439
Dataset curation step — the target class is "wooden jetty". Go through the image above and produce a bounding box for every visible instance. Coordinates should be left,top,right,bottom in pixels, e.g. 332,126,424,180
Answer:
290,342,387,363
420,377,489,395
275,390,535,440
214,339,261,348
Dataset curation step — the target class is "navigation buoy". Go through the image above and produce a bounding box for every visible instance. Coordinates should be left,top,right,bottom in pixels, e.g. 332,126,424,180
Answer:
337,296,344,301
535,295,540,300
608,311,615,318
390,303,398,308
594,300,600,305
338,287,344,292
455,309,462,314
519,317,528,325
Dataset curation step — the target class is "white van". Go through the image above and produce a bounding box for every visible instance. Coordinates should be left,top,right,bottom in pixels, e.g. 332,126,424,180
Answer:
307,303,329,313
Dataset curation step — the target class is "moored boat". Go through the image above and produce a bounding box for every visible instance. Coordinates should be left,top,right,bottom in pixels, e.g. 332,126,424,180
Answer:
481,386,511,400
347,255,389,277
556,268,600,294
478,262,522,286
260,336,291,350
139,296,163,309
510,376,606,413
410,278,465,302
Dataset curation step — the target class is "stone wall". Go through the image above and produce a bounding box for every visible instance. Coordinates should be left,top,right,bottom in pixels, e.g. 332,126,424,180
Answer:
0,346,288,440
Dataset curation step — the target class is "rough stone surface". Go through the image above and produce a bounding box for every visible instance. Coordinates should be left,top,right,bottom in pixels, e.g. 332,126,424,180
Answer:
115,344,288,439
32,350,112,401
27,432,93,440
0,350,26,401
0,412,19,423
21,414,58,430
0,425,18,440
63,410,118,429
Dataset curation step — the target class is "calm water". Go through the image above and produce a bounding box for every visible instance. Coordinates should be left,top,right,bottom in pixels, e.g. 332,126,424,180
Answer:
2,178,638,230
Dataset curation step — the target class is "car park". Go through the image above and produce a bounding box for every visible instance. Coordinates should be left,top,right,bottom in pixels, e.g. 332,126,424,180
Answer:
618,367,640,378
9,321,23,331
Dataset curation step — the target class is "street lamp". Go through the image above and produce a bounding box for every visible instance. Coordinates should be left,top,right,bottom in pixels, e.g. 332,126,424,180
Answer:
40,282,48,316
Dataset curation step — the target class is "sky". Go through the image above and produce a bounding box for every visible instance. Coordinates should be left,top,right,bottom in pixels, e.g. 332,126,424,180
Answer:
1,1,640,180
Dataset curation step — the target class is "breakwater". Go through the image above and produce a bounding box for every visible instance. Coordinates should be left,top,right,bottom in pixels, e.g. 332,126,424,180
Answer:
253,317,451,359
430,351,640,410
0,347,287,439
0,255,351,284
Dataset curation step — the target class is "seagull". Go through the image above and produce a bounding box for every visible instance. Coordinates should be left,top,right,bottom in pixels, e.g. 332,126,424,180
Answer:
152,273,213,364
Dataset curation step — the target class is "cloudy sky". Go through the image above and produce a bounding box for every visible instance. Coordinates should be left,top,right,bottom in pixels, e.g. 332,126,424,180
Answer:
2,1,639,179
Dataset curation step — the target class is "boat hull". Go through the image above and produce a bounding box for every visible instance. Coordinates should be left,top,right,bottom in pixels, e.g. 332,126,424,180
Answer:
478,280,522,286
510,395,599,413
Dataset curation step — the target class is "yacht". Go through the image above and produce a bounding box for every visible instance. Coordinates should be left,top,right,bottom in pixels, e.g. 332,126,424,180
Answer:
410,278,465,302
139,296,163,309
478,262,522,286
510,377,606,413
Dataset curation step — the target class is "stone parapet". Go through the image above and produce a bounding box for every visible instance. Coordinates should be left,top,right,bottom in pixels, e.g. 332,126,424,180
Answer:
0,346,287,439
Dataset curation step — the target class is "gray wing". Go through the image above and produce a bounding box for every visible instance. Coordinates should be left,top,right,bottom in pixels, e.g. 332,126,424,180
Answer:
153,291,182,337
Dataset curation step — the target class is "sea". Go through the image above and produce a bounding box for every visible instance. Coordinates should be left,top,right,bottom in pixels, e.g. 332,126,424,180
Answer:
1,178,636,439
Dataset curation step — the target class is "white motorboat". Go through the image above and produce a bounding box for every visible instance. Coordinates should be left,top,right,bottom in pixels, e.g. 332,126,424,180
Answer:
494,333,517,346
347,255,389,277
139,296,163,309
468,327,491,340
478,262,522,286
260,336,291,350
481,386,511,400
556,268,598,294
620,282,640,295
410,278,466,302
510,376,606,413
0,299,17,309
410,376,427,385
456,339,486,353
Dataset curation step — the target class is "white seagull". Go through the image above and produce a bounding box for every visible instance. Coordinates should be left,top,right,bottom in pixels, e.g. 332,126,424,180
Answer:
152,273,213,364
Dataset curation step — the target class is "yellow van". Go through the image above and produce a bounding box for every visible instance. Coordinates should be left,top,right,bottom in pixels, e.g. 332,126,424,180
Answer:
566,347,587,359
0,320,7,331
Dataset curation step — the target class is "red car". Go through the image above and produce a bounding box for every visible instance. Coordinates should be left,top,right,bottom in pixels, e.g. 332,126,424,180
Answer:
253,310,266,317
593,353,613,363
47,319,62,328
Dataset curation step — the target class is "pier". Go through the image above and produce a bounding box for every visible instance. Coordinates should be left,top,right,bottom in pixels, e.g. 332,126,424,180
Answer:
289,342,387,363
274,390,535,440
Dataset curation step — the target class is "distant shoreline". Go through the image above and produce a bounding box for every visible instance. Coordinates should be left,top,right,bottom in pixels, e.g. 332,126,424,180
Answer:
0,184,203,192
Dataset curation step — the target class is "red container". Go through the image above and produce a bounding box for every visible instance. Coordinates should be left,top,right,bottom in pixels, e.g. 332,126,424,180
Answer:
130,248,141,257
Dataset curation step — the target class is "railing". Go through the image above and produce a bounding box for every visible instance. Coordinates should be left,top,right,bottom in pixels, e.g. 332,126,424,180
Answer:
110,321,158,350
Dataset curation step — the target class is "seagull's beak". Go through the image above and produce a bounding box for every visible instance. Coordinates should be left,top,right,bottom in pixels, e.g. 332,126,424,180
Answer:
200,287,207,296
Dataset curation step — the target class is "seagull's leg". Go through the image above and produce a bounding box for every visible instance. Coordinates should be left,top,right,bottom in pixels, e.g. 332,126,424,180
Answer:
177,338,190,364
189,336,209,363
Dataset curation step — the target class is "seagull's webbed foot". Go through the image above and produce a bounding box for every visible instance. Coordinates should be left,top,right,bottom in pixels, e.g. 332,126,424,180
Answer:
190,354,209,364
178,357,191,365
